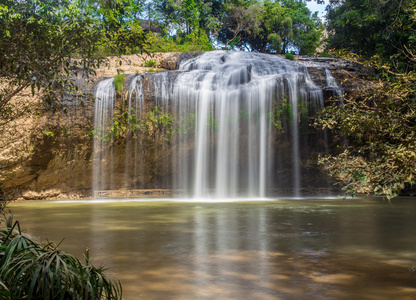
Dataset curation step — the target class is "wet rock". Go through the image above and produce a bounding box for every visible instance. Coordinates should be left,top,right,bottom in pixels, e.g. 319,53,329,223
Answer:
159,52,198,70
21,189,61,200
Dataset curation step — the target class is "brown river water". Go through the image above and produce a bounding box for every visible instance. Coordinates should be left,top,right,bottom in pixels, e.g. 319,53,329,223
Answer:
9,197,416,299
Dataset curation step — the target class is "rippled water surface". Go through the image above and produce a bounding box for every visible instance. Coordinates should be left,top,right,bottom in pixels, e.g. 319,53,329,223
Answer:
9,197,416,299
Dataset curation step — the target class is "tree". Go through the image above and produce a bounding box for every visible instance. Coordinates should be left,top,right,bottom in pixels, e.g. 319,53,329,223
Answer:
197,0,223,37
87,0,146,55
146,0,215,52
218,0,323,54
149,0,324,53
314,2,416,199
151,0,219,35
314,50,416,199
325,0,416,62
151,0,183,34
280,0,323,54
0,0,146,118
219,1,263,50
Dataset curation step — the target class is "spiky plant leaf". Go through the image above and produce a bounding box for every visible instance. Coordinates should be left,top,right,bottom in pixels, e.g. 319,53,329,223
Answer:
0,214,123,300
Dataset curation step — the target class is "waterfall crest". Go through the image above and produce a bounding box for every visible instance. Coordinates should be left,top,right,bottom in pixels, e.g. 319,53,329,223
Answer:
93,51,331,199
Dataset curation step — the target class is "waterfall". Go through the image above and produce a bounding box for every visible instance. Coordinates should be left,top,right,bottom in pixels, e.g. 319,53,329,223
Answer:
325,68,344,101
93,78,116,193
93,51,329,199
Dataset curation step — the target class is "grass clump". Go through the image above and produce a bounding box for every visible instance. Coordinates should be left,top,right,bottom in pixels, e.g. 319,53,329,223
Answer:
144,59,157,67
284,53,295,60
114,74,126,96
319,52,331,57
0,213,122,299
146,68,161,73
144,31,213,53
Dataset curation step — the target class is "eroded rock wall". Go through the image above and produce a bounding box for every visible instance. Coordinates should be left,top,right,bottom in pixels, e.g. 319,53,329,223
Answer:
1,101,94,200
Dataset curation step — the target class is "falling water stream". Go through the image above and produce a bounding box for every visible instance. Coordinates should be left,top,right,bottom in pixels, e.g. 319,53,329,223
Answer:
325,68,344,100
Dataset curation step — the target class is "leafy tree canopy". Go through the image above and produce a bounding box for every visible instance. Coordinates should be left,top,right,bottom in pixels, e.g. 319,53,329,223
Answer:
217,0,324,54
146,0,325,54
325,0,416,63
316,1,416,199
0,0,146,117
315,54,416,199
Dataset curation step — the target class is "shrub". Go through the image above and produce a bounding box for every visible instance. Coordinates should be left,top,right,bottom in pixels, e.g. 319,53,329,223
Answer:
314,55,416,199
144,59,157,67
114,74,126,96
144,31,213,53
284,53,295,60
319,52,331,57
145,68,163,73
0,214,122,299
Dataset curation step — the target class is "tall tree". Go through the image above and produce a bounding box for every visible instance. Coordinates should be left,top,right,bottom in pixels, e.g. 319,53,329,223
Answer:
152,0,222,37
218,0,323,54
280,0,323,54
325,0,416,62
151,0,183,34
0,0,146,117
86,0,146,54
316,4,416,199
219,0,263,50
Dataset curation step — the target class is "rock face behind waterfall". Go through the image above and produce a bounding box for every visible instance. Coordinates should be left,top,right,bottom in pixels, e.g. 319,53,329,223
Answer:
0,51,369,200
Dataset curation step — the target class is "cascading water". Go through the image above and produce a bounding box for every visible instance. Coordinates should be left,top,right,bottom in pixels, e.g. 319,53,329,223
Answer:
93,78,116,193
93,51,329,199
325,68,344,100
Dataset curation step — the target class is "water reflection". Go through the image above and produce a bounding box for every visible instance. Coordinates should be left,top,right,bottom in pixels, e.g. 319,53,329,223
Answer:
9,198,416,299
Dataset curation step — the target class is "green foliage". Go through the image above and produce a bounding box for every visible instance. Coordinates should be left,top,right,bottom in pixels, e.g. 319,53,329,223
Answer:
146,68,160,73
219,2,263,50
273,97,292,131
147,0,222,52
175,113,195,134
149,0,323,54
314,55,416,199
93,105,174,142
43,130,55,137
151,0,222,39
144,59,157,67
284,53,295,60
0,0,97,112
0,214,122,299
146,106,173,131
218,0,323,54
0,0,147,115
207,111,220,130
325,0,416,64
144,31,213,53
298,101,309,119
86,0,147,56
114,74,126,96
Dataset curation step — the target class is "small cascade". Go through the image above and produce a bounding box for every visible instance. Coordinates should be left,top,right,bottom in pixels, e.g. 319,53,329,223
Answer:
93,78,116,192
325,68,344,101
93,51,330,199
